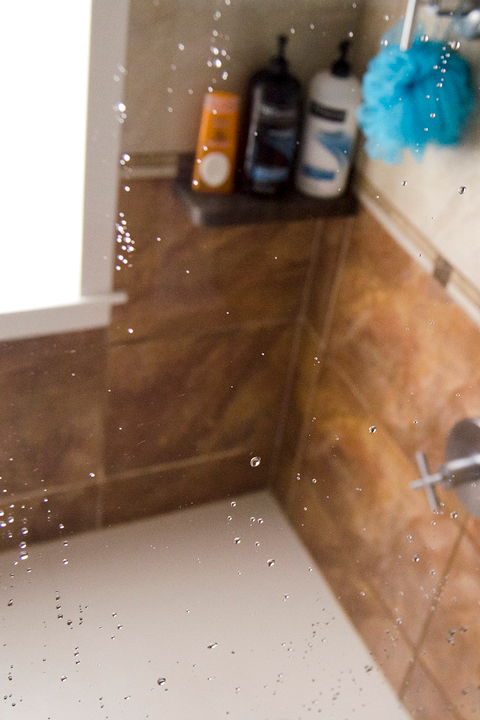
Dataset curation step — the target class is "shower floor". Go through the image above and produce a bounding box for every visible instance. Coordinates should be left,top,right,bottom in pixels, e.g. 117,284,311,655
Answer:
0,491,411,720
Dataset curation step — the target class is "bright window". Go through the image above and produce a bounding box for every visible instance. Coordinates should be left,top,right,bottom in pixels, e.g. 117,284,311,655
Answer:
0,0,129,341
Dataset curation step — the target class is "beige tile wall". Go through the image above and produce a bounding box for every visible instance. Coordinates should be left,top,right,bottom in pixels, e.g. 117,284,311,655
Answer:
354,0,480,298
123,0,360,154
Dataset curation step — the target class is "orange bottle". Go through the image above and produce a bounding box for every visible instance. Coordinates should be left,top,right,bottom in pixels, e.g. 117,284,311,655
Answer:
192,91,240,193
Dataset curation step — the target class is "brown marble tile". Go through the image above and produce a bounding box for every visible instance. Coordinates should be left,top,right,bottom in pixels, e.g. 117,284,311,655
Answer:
0,330,106,495
401,660,462,720
419,532,480,718
102,451,267,526
307,216,350,336
272,325,323,500
326,206,480,477
465,513,480,554
106,324,292,474
111,179,315,342
0,483,99,553
283,477,415,694
296,360,461,646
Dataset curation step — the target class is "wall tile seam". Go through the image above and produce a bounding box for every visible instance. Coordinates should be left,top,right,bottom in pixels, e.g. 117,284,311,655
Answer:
267,219,326,485
399,654,466,720
277,490,418,689
104,444,256,484
324,356,476,541
357,180,480,332
462,521,480,556
301,358,469,650
284,217,355,486
321,357,469,536
316,215,356,351
397,524,468,714
107,316,294,348
0,477,104,508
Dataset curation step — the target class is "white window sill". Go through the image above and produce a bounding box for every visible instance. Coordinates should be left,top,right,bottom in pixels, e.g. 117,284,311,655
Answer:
0,291,127,343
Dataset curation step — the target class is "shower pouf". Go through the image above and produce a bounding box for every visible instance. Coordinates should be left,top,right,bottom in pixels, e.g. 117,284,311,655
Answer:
356,39,476,164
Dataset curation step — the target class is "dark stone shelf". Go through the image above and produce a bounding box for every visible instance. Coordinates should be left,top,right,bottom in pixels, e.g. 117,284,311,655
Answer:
173,154,358,227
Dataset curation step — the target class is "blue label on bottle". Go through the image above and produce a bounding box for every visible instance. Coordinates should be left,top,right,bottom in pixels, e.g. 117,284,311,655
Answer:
316,131,352,166
301,164,336,181
251,165,289,182
263,127,296,161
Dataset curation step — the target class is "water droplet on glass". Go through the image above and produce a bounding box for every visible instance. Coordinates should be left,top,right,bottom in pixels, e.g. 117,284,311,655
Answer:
207,642,218,649
234,537,241,544
450,511,458,518
421,34,429,42
250,456,261,468
231,501,236,507
60,676,67,682
267,559,275,567
380,39,388,47
257,518,263,524
412,554,420,562
250,517,256,523
459,186,466,194
21,527,28,535
157,678,166,686
62,559,68,566
369,426,377,434
7,599,13,607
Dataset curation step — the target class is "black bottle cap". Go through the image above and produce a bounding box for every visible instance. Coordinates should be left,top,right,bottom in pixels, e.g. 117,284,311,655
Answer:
268,35,289,74
331,40,351,78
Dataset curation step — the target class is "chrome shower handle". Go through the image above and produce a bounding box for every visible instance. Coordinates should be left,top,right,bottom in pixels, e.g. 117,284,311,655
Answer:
413,452,441,512
412,419,480,518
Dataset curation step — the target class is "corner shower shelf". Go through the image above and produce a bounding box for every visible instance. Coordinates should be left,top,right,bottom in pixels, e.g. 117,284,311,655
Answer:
174,154,358,227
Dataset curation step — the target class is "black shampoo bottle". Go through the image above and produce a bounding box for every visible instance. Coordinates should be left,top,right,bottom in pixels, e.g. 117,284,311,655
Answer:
241,35,302,195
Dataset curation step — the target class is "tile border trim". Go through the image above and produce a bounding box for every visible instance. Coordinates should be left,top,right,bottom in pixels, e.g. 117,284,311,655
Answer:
357,177,480,330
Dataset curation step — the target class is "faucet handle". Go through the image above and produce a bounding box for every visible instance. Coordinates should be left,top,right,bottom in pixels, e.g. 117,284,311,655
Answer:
412,419,480,520
413,451,441,513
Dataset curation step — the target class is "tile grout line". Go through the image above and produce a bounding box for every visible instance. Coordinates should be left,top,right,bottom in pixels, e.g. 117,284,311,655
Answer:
106,444,254,483
314,328,471,715
285,215,355,501
267,219,326,486
398,518,467,720
108,316,293,348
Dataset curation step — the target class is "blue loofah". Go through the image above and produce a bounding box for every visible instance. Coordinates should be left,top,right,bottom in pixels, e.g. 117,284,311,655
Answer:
357,39,476,164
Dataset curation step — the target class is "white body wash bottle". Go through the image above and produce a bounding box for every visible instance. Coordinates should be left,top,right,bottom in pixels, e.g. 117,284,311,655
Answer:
296,41,361,198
